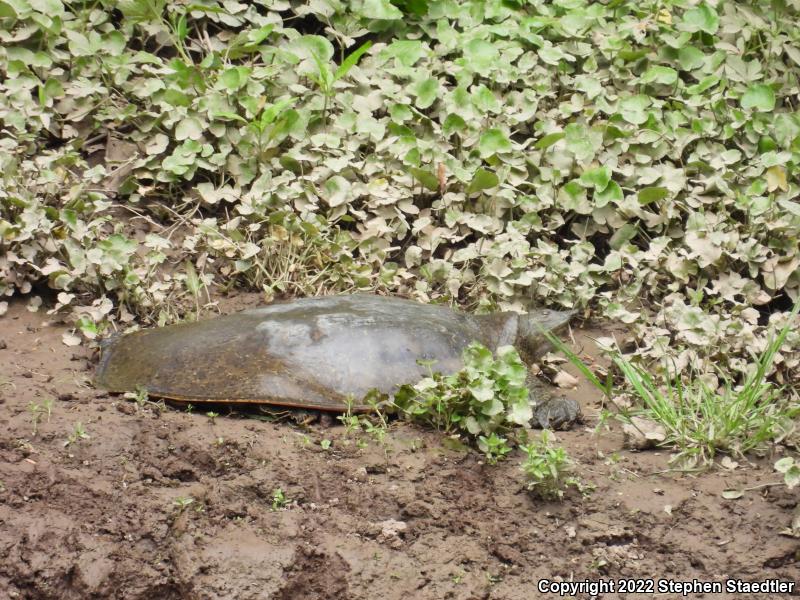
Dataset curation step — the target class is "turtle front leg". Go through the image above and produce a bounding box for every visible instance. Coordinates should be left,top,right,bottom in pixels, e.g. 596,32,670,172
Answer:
533,396,582,430
527,373,582,430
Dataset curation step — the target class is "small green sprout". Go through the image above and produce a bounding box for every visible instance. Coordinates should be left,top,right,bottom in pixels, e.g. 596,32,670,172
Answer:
173,496,195,511
134,386,149,407
64,422,90,447
478,432,512,464
28,397,53,435
271,488,289,510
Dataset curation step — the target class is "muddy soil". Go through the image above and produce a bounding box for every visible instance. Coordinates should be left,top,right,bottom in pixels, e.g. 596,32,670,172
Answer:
0,298,798,599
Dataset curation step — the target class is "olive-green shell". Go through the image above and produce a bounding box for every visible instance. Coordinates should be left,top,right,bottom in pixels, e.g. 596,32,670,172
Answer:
95,295,569,411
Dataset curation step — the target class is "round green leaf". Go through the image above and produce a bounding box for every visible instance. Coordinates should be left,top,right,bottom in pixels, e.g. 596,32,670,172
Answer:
65,30,93,56
382,40,425,67
678,46,705,71
467,168,499,194
784,467,800,489
575,75,602,99
289,35,334,64
103,31,126,56
609,223,638,250
471,85,500,114
579,166,611,191
389,103,412,123
443,113,467,136
161,89,191,107
41,78,64,100
682,3,719,35
638,186,669,205
618,95,651,125
145,134,169,155
361,0,402,20
641,65,678,86
594,181,623,207
464,39,498,71
323,175,352,207
565,123,601,161
220,67,249,91
559,180,590,213
741,84,776,112
409,167,439,191
414,77,439,109
175,117,204,141
478,129,512,158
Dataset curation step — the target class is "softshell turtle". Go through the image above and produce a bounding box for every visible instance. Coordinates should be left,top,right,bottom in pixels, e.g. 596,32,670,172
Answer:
96,294,580,428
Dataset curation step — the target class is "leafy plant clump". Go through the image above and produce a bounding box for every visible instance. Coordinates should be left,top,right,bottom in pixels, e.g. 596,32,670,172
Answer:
391,342,584,495
520,430,583,500
338,392,390,447
393,342,534,462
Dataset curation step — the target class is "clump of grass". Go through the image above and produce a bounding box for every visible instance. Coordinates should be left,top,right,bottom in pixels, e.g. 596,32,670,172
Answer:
546,301,800,466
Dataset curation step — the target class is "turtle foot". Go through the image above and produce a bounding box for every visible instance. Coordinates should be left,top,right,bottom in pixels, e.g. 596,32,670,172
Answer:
533,397,581,430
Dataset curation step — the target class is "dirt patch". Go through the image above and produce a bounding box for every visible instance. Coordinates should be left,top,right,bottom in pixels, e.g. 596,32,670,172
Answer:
0,298,798,599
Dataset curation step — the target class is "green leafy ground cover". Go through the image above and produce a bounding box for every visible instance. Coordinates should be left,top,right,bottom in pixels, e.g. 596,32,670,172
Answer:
1,1,799,413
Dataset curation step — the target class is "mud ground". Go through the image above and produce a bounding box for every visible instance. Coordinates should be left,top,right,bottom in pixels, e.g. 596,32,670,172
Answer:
0,297,798,599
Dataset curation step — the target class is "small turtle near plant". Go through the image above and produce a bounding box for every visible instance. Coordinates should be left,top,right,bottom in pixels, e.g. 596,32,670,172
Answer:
95,294,580,429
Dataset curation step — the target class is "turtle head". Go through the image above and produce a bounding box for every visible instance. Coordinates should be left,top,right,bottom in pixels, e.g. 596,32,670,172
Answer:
515,309,574,363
